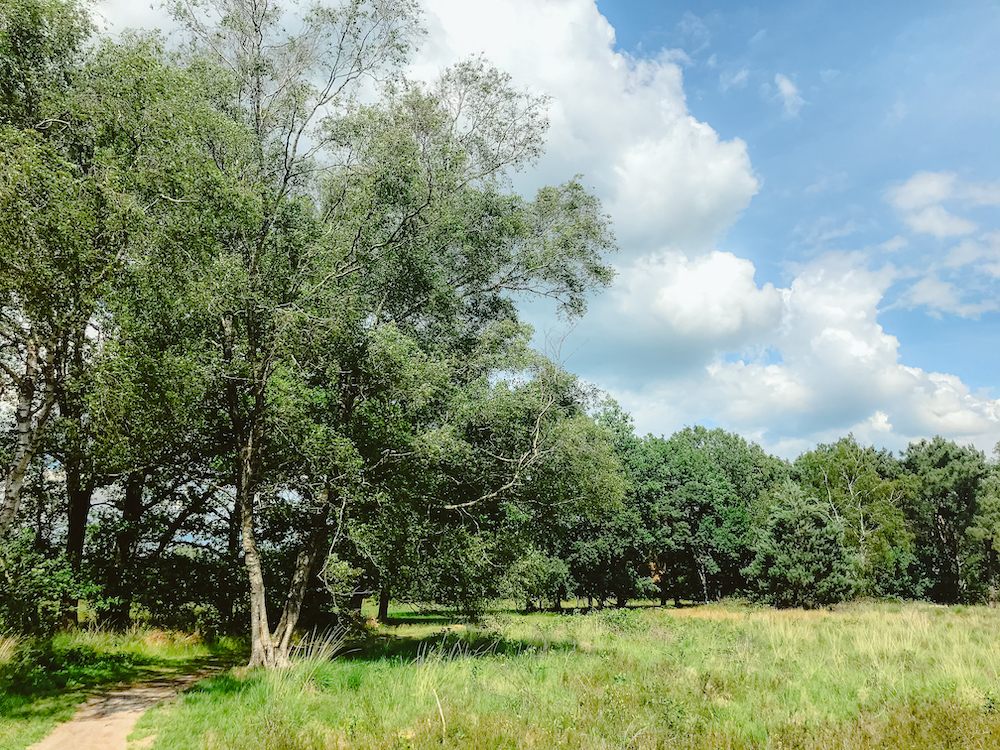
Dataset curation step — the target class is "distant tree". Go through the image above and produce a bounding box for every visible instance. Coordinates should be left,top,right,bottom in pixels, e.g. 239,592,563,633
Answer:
630,433,750,605
794,436,916,597
903,437,986,603
965,453,1000,605
745,480,855,609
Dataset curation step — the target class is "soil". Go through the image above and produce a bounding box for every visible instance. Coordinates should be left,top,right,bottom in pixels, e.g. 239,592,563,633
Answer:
26,662,229,750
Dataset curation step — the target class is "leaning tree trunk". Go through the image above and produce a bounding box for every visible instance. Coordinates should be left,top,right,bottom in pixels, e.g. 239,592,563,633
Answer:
273,490,332,662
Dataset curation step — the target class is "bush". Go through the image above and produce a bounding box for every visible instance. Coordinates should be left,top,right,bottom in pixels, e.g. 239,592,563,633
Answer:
0,533,85,635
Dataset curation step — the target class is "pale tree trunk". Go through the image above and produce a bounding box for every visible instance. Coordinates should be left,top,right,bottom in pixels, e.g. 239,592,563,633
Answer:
1,338,57,539
238,445,285,668
224,312,287,668
273,490,331,662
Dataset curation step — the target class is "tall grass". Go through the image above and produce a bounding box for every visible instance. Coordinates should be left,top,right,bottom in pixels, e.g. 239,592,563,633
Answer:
130,601,1000,749
0,632,18,667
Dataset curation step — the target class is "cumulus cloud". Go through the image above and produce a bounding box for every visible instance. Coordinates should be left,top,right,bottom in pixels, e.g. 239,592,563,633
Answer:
95,0,1000,458
615,251,782,343
604,254,1000,456
774,73,804,117
415,0,760,255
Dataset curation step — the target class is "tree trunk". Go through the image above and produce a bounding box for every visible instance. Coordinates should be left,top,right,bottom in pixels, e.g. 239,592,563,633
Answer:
239,446,285,668
1,339,56,539
273,491,331,662
107,471,146,628
65,455,94,569
378,584,390,622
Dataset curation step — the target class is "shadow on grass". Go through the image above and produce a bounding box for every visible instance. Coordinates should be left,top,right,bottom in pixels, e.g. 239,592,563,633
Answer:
0,640,244,722
340,628,584,664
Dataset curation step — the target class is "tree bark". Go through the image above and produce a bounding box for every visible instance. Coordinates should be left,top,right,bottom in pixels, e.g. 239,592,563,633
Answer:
1,339,57,539
106,471,146,628
239,445,284,667
65,454,95,569
378,584,390,622
273,491,331,661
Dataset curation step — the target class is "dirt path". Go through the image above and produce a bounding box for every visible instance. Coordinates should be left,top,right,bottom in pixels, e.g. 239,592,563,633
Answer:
27,662,229,750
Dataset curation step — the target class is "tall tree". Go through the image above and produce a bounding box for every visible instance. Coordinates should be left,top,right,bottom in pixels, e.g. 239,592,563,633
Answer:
904,437,987,603
157,0,615,666
794,436,915,596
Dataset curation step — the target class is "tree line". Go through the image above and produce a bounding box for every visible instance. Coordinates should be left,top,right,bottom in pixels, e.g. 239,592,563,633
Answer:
2,0,999,669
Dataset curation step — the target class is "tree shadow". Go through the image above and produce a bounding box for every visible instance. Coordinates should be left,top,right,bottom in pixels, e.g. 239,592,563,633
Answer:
338,627,583,663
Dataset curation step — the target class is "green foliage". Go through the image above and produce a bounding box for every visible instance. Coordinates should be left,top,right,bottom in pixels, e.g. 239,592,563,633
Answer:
0,533,84,635
745,481,855,608
0,0,92,127
904,437,987,602
794,436,916,597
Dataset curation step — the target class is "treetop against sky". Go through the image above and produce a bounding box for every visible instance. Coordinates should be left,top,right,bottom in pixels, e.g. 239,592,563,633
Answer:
95,0,1000,458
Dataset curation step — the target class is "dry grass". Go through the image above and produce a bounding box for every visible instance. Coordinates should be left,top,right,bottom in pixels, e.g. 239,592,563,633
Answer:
0,632,18,666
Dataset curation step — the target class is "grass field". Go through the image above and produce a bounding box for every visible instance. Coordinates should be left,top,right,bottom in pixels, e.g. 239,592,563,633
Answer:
0,629,241,750
125,601,1000,750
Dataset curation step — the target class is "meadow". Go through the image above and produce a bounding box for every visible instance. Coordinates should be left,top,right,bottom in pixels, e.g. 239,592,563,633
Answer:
116,601,1000,750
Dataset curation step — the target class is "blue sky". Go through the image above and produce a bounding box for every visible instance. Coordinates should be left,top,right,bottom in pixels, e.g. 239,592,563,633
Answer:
597,0,1000,386
99,0,1000,457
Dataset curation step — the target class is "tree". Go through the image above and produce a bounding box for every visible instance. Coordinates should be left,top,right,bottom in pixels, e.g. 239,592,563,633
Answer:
903,437,986,603
630,432,751,605
153,0,615,666
0,0,123,542
744,480,855,609
0,129,135,539
794,436,915,597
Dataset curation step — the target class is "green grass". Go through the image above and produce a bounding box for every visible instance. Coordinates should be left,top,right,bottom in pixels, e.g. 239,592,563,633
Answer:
0,629,243,750
129,602,1000,749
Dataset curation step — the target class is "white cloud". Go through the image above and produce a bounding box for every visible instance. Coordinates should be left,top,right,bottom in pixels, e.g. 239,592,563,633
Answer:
897,274,997,318
804,172,849,195
615,251,782,343
887,171,986,237
416,0,760,255
887,171,956,211
604,254,1000,456
775,73,804,117
904,205,977,237
944,232,1000,270
880,235,908,252
964,182,1000,206
719,68,748,91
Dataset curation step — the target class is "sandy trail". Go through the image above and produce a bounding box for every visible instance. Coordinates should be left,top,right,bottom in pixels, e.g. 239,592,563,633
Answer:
27,663,228,750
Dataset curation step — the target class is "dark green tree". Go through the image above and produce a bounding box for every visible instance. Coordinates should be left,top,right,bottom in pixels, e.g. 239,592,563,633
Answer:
744,480,855,609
